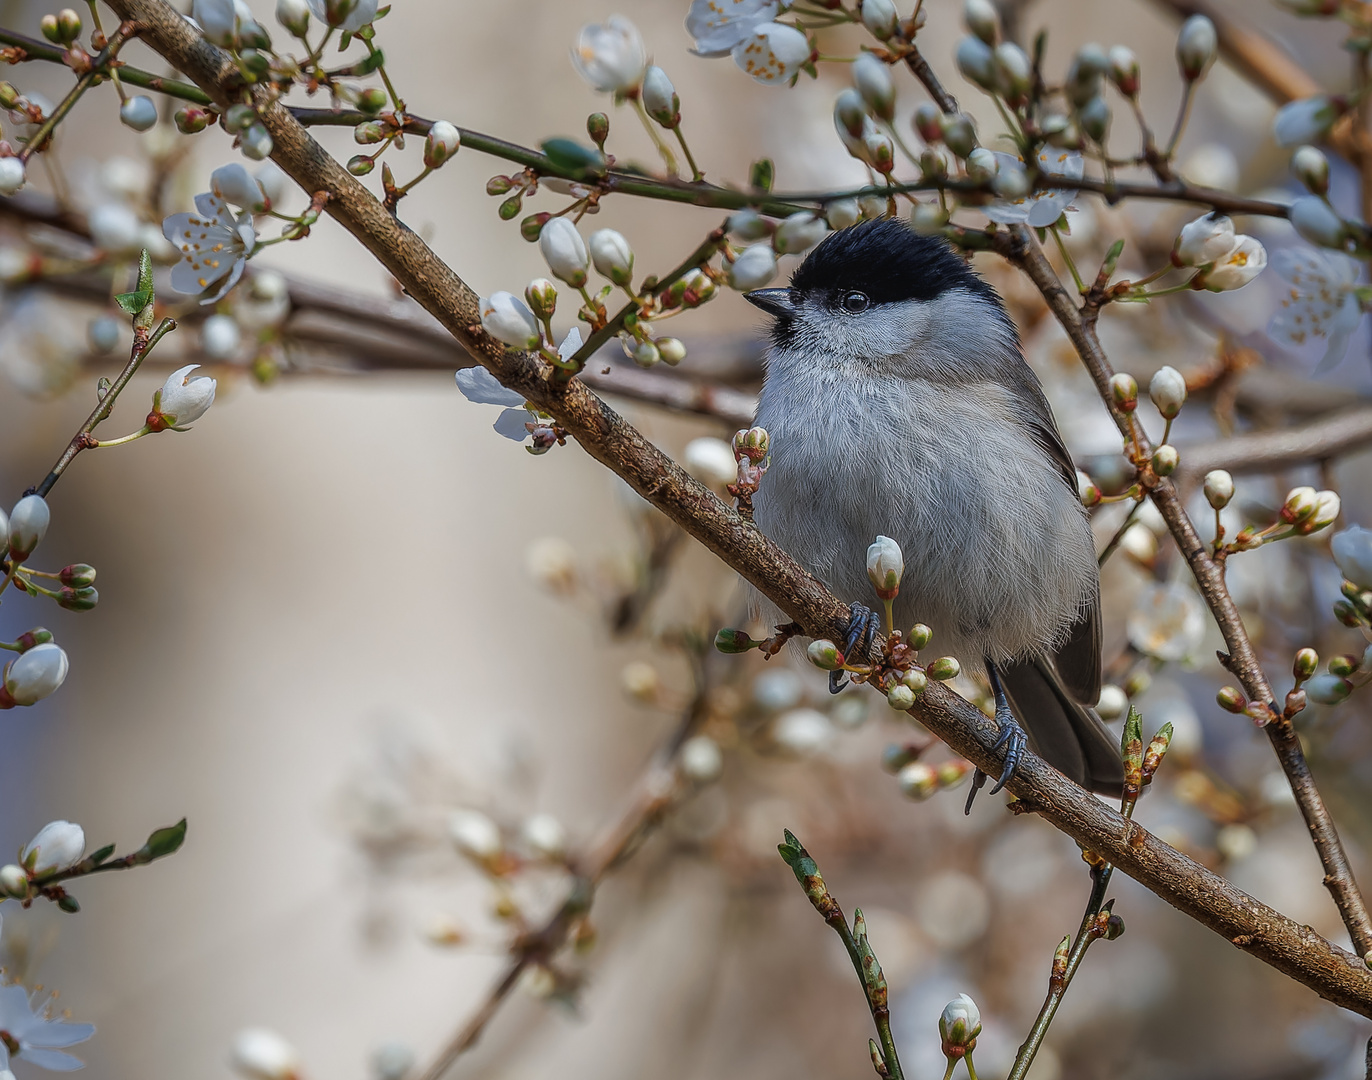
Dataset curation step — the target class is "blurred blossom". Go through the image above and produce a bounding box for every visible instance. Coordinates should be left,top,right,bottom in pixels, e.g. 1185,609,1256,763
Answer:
448,809,502,860
521,813,566,859
89,202,143,254
163,193,256,304
733,23,811,85
230,1027,301,1080
983,148,1082,227
1331,526,1372,589
305,0,377,32
685,0,781,56
1179,143,1239,191
0,293,85,396
525,536,577,593
752,667,804,711
773,211,827,255
679,734,724,783
916,870,990,949
830,694,869,729
621,660,660,702
1261,771,1298,808
571,16,647,93
0,156,27,196
1267,248,1362,372
201,314,242,359
1128,582,1206,662
772,707,834,754
1216,823,1257,861
1118,522,1158,563
0,983,95,1073
682,436,738,488
371,1041,415,1080
1274,94,1344,147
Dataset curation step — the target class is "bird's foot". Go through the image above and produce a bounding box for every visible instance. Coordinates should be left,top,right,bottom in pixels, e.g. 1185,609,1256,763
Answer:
964,701,1028,813
828,602,883,694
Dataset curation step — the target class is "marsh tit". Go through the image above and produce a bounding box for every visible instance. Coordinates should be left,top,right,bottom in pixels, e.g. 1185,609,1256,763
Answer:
744,219,1123,800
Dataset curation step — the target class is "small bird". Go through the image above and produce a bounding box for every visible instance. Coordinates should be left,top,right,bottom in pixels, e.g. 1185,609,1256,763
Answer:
744,218,1123,798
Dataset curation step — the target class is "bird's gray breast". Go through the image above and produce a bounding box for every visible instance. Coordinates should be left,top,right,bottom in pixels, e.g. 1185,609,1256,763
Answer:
751,355,1096,666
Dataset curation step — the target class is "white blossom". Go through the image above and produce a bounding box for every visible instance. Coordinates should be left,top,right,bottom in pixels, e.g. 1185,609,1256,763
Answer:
7,495,49,559
772,707,834,755
304,0,377,33
686,0,781,57
211,162,270,212
230,1027,301,1080
1176,14,1217,80
1148,365,1187,419
478,291,540,349
201,314,242,359
956,34,996,89
539,217,590,287
679,734,724,782
1173,212,1239,266
1332,526,1372,589
0,157,25,196
1096,684,1128,720
866,534,904,599
732,22,811,85
727,243,778,289
683,436,738,487
0,982,95,1073
939,994,982,1049
1292,145,1330,194
773,211,827,254
0,294,84,396
89,202,143,254
424,121,461,169
276,0,309,35
589,228,634,286
852,51,894,120
1204,469,1235,509
825,198,860,230
520,813,566,859
153,364,217,429
983,148,1083,228
1306,673,1352,705
1268,247,1362,371
571,15,647,93
163,192,256,303
964,0,997,42
449,809,502,860
1127,582,1205,662
456,365,524,407
191,0,240,46
860,0,897,39
20,820,84,874
641,66,679,126
1274,95,1344,148
1194,235,1266,291
119,95,158,131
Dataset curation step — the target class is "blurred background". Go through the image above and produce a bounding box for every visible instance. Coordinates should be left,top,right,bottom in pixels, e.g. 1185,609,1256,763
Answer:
1,0,1372,1078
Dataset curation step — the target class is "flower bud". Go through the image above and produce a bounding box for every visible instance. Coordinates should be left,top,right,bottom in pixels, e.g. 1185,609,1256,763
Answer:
641,65,679,127
939,994,982,1057
40,13,62,42
734,426,770,462
852,52,895,121
1292,145,1330,195
0,157,27,197
991,162,1029,200
8,494,49,560
994,42,1032,103
897,760,937,797
887,684,916,711
119,95,158,132
354,121,387,145
1306,673,1353,705
58,586,98,611
539,217,590,287
861,0,897,40
807,639,844,670
1177,14,1217,81
1096,683,1127,720
901,667,928,693
448,809,502,860
277,0,309,34
525,278,557,321
727,244,777,290
963,0,998,44
20,819,85,874
1109,372,1138,412
910,202,949,234
881,744,920,772
241,123,273,160
714,628,757,653
1173,214,1240,267
347,155,375,176
1149,365,1187,419
908,624,933,650
1076,470,1101,507
774,211,828,255
632,341,660,368
1078,95,1110,142
1308,489,1341,531
1332,526,1372,589
230,1028,301,1080
1282,486,1319,523
589,228,634,286
1204,469,1234,510
224,103,257,133
424,120,461,169
0,863,26,898
864,130,895,173
1108,44,1139,97
1217,685,1246,713
587,111,610,148
479,292,540,350
175,105,211,134
1274,95,1346,147
940,113,978,158
1151,445,1178,477
927,657,960,681
1329,653,1359,678
1293,647,1320,680
656,337,686,365
2,641,68,707
913,101,942,142
825,198,861,230
1289,195,1349,249
150,365,216,430
866,535,903,600
956,35,996,90
679,735,723,783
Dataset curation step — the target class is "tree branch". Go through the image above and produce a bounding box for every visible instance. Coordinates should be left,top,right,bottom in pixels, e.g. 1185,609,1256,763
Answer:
99,0,1372,1014
1176,404,1372,484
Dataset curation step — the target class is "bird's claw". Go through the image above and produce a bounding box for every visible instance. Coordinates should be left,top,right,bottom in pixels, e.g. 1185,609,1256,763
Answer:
829,602,883,694
987,705,1027,795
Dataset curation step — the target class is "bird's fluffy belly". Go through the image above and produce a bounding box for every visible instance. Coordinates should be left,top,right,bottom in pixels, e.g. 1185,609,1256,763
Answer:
751,373,1095,667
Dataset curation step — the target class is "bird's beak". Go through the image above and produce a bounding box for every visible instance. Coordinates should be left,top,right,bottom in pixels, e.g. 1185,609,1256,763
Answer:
744,288,795,317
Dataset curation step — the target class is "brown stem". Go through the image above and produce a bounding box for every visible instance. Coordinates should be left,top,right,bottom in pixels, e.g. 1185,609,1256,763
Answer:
996,222,1372,960
1174,405,1372,484
101,0,1372,1011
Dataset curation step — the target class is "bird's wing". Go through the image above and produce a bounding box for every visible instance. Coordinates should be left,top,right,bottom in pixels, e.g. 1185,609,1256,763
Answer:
1000,656,1123,796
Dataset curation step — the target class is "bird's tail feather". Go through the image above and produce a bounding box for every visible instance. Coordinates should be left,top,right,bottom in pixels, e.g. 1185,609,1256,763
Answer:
1000,658,1124,796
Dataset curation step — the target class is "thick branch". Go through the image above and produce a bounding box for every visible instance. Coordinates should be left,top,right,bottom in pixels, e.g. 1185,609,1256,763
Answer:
1176,404,1372,484
997,223,1372,959
103,0,1372,1012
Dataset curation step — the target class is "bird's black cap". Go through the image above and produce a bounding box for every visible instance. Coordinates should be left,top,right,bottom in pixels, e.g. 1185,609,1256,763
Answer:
789,218,999,306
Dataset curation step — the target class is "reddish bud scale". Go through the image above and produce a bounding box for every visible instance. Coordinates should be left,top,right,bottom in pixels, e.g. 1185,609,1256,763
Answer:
1244,701,1274,726
16,629,52,650
1284,688,1307,717
0,687,14,709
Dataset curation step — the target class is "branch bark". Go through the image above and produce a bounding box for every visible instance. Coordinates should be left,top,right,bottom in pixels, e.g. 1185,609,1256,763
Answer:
1176,404,1372,484
100,0,1372,1016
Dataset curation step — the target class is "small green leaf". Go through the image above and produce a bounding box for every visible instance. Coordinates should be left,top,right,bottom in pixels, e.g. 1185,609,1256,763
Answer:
136,818,187,863
88,844,116,866
114,289,152,315
540,137,606,178
749,158,774,192
354,48,384,74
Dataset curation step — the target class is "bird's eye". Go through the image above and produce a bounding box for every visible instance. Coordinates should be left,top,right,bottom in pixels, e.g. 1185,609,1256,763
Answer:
840,291,870,313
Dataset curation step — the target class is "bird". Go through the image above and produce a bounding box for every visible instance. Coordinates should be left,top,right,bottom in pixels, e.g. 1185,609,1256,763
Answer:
743,217,1123,799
